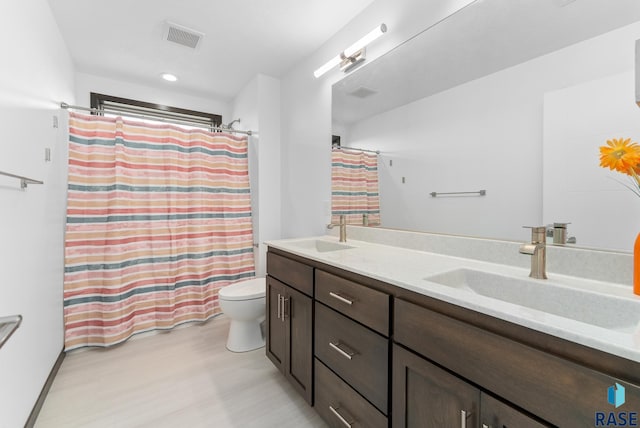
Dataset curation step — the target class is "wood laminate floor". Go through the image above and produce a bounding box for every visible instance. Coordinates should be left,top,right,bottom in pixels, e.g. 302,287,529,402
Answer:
35,315,327,428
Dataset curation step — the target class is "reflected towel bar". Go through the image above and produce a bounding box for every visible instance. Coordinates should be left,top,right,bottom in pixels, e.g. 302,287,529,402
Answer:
430,190,486,197
0,170,43,189
0,315,22,349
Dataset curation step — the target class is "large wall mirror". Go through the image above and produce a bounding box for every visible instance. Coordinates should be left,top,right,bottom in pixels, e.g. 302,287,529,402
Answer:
332,0,640,252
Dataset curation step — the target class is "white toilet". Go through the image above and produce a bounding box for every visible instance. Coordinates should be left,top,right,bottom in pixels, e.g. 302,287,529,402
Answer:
218,277,266,352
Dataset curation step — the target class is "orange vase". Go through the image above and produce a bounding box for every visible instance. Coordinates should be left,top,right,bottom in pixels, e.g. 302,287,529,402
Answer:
635,232,640,295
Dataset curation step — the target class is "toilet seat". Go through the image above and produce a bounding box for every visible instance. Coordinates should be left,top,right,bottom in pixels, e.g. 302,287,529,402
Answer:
219,278,265,301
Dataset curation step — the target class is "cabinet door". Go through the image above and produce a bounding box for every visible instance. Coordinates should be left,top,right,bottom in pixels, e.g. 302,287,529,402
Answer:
481,393,551,428
284,285,313,404
266,276,286,372
393,344,479,428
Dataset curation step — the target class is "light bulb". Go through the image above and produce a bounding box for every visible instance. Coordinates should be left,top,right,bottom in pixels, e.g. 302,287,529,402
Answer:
343,24,387,58
313,23,387,78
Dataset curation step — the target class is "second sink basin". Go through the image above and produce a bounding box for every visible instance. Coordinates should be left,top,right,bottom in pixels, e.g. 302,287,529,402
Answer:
424,268,640,333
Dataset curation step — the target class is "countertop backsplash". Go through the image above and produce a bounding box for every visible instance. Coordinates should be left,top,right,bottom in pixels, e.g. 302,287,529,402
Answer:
327,226,633,287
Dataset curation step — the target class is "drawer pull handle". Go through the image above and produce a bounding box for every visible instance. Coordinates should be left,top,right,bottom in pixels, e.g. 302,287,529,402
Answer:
282,297,288,321
461,410,471,428
329,292,353,305
329,341,356,360
276,293,281,320
329,405,353,428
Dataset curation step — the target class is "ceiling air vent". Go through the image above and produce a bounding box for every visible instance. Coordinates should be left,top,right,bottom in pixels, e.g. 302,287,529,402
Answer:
163,21,204,49
347,86,378,98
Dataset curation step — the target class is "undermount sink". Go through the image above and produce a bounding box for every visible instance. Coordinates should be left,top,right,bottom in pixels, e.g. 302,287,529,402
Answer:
425,268,640,333
287,239,355,253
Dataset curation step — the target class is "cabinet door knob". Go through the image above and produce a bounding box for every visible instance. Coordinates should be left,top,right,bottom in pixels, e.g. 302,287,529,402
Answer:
329,291,353,305
329,405,353,428
329,341,356,360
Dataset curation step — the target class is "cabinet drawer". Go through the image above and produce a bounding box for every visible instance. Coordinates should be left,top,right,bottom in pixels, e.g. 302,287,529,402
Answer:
315,269,389,335
395,298,640,428
315,302,388,413
266,251,313,296
314,358,387,428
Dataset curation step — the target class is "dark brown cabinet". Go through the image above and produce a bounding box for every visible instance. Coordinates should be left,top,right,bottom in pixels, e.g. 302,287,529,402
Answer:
266,277,286,369
266,276,313,404
394,298,640,427
312,269,391,427
481,394,549,428
393,344,479,428
315,302,389,413
393,344,549,428
265,251,314,405
315,269,389,336
315,358,387,428
266,247,640,428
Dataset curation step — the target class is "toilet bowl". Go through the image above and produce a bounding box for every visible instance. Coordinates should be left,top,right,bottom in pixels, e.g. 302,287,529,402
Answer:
218,277,266,352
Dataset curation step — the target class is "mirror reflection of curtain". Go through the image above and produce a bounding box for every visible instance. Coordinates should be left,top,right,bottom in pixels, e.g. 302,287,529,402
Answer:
63,112,255,350
331,148,381,226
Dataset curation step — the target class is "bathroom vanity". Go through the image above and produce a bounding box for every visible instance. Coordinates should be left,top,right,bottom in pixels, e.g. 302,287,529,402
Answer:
265,233,640,428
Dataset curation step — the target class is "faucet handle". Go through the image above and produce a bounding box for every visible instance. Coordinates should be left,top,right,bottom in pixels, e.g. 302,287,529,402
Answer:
522,226,546,243
553,222,571,228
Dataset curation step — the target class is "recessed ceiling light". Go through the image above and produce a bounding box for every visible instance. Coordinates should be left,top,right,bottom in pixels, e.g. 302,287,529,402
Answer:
161,73,178,82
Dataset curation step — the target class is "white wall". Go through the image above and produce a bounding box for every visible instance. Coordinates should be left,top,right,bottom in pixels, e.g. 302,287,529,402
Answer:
75,72,231,120
232,75,281,276
544,71,640,252
0,1,75,427
232,77,261,273
542,22,640,252
337,20,640,245
348,69,542,241
279,0,475,238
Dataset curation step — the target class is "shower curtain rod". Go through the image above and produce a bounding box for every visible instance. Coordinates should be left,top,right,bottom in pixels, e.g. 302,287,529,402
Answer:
60,102,253,136
333,145,380,154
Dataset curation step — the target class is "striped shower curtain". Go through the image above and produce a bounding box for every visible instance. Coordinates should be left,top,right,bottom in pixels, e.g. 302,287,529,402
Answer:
63,112,255,350
331,148,381,226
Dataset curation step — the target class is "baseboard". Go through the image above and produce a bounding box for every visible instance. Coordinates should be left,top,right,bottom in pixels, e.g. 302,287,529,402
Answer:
24,349,65,428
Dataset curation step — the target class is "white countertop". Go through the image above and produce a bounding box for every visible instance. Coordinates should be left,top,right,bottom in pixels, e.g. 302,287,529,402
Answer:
267,235,640,363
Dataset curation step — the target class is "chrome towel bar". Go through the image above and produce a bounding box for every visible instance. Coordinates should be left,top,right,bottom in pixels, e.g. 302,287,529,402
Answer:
0,170,43,189
0,315,23,349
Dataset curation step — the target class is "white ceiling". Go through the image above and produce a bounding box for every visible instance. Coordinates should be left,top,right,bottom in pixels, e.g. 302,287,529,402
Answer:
47,0,374,100
333,0,640,125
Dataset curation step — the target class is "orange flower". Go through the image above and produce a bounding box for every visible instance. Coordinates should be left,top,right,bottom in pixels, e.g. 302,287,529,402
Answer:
599,138,640,175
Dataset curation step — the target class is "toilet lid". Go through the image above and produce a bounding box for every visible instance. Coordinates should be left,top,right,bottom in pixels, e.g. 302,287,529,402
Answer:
218,278,265,301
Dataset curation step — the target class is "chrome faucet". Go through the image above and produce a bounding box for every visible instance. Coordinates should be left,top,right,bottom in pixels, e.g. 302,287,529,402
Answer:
326,215,348,242
519,226,547,279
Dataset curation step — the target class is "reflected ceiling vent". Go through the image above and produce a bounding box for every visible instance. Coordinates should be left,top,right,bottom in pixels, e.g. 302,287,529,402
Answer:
347,86,378,98
163,21,204,49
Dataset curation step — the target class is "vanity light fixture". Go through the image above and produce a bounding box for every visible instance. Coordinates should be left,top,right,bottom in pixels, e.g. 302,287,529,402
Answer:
313,23,387,78
161,73,178,82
